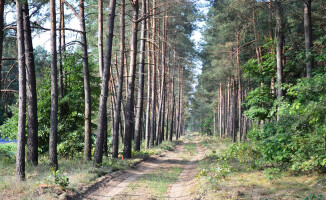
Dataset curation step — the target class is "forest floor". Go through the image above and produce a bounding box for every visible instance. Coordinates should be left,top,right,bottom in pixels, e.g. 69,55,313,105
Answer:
71,135,205,200
2,134,326,199
71,133,326,200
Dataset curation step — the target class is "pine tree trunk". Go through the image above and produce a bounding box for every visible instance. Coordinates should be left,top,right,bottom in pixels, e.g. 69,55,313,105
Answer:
124,0,139,158
112,0,125,158
165,60,171,141
134,0,146,151
94,0,117,167
155,16,162,145
0,0,4,100
304,0,313,78
176,61,181,139
79,0,92,161
169,73,175,141
219,83,223,138
166,93,170,141
227,80,230,137
150,0,157,147
236,30,242,142
49,0,58,170
145,0,151,148
213,110,216,136
179,67,184,136
22,2,38,165
160,14,168,142
275,0,284,121
16,0,26,180
98,0,103,78
59,0,64,99
231,78,236,142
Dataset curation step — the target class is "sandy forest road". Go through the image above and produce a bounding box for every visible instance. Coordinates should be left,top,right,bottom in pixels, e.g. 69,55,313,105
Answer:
74,139,204,200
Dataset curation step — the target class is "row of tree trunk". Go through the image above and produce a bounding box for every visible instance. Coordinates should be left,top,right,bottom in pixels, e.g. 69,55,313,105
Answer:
213,0,314,141
11,0,187,178
94,0,186,164
0,0,197,182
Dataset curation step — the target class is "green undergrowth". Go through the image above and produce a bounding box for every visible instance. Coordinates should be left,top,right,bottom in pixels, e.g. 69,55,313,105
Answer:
180,142,197,160
132,140,180,159
0,139,180,199
196,135,326,199
0,156,114,200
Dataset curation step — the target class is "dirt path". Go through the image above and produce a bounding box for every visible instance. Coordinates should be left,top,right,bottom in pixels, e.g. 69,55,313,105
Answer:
77,140,204,200
166,142,204,200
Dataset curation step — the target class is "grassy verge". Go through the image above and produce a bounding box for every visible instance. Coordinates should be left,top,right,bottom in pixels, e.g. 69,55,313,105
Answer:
126,167,183,199
132,140,180,159
0,140,179,200
196,136,326,199
179,143,197,160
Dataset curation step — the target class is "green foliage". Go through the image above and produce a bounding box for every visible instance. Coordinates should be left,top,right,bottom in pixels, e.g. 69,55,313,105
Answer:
304,194,324,200
157,141,176,151
50,168,70,188
222,142,261,168
57,129,84,158
0,143,16,164
246,68,326,172
244,86,275,121
243,38,276,83
0,51,101,157
132,149,155,158
0,108,18,140
263,167,282,181
199,162,231,181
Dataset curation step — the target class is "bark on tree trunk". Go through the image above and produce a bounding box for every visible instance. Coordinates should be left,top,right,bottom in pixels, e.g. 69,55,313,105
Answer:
49,0,58,170
179,66,184,136
176,61,181,139
124,0,139,158
169,72,175,141
22,2,38,165
16,0,26,180
160,14,168,143
145,0,151,148
80,0,92,162
304,0,313,78
134,0,146,151
112,0,125,158
155,16,162,146
236,30,242,142
231,78,236,142
165,58,171,141
275,0,284,122
219,83,223,138
59,0,64,99
98,0,103,78
150,0,157,147
0,0,4,100
213,110,216,136
94,0,116,167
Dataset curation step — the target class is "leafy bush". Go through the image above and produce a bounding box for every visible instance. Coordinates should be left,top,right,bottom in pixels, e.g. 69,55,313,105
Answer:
0,52,101,157
50,168,70,188
220,141,262,170
0,143,16,164
244,86,275,121
245,68,326,172
304,194,324,200
199,162,231,180
264,167,282,181
158,141,176,151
